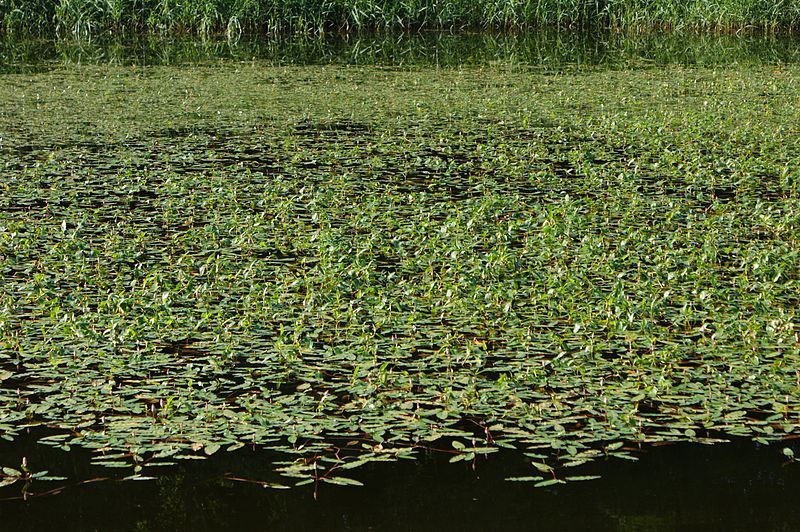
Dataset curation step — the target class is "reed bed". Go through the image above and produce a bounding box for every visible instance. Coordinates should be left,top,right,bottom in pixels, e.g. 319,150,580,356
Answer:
2,0,800,36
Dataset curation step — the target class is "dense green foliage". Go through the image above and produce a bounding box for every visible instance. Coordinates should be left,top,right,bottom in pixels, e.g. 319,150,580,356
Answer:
1,0,800,35
0,46,799,487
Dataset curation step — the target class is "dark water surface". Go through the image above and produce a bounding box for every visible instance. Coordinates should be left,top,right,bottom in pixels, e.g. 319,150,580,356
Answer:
1,436,799,531
3,31,800,71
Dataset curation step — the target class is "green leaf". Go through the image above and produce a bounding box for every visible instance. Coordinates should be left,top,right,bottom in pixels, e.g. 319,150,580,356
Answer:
322,476,364,486
531,461,553,473
259,482,290,490
91,461,131,468
534,479,566,488
610,452,639,461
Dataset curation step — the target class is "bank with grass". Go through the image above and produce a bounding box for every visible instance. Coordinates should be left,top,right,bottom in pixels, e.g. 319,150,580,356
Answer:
2,0,800,36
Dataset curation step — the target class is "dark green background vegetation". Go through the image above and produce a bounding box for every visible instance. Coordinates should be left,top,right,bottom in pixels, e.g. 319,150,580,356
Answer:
1,0,800,36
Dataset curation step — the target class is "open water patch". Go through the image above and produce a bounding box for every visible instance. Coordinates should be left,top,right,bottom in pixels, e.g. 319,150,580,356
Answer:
0,435,798,531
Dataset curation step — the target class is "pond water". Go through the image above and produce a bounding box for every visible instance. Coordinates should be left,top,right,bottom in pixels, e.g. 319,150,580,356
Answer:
0,31,799,528
2,433,800,530
3,31,800,70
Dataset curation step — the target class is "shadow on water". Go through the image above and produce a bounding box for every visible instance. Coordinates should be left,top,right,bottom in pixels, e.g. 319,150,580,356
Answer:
2,31,800,72
1,434,799,531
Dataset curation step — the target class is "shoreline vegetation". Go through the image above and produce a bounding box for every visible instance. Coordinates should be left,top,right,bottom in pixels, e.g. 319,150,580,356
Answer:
2,0,800,37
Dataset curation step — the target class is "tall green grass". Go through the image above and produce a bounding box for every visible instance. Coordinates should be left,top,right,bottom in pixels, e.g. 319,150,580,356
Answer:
1,0,799,35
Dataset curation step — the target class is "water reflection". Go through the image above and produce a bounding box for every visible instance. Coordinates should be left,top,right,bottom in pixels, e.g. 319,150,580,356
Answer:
2,31,800,72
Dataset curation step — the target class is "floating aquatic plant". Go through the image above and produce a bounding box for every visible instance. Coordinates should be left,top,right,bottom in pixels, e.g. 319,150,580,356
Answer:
0,55,798,488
